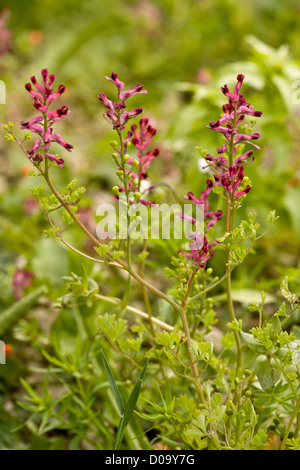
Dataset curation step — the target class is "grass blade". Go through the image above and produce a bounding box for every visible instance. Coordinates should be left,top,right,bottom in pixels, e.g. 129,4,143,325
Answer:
100,349,125,415
114,358,149,450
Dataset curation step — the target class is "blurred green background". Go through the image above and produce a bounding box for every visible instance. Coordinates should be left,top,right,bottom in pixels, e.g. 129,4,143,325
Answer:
0,0,300,449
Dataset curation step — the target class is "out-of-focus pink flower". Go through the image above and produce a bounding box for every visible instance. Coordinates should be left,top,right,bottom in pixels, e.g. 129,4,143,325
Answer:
0,9,11,57
23,197,39,217
12,269,34,300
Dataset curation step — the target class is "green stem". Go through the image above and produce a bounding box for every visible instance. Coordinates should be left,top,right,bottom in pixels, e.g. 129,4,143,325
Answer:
280,394,300,450
188,266,235,304
179,272,206,403
225,197,242,373
116,125,132,305
94,293,173,331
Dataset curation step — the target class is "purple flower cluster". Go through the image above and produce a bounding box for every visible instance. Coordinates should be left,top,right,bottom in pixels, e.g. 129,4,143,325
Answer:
99,74,158,206
204,74,262,199
180,74,262,269
127,118,159,206
180,179,222,268
20,69,73,169
98,73,147,130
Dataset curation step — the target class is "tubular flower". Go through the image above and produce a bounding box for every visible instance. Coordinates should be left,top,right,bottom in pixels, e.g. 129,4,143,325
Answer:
20,69,73,169
204,74,262,199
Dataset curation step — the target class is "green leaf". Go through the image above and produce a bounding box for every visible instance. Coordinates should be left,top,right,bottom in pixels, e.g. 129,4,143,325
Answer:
240,332,266,355
255,355,280,390
279,277,299,304
97,313,127,342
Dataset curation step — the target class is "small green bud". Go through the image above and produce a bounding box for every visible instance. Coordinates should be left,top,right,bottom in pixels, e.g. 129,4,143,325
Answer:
206,267,213,275
132,159,139,168
24,131,32,140
234,377,240,386
244,368,252,377
124,154,130,162
110,141,118,149
134,192,141,200
245,390,252,397
4,133,14,142
226,409,234,416
132,178,139,186
116,170,123,177
112,186,120,193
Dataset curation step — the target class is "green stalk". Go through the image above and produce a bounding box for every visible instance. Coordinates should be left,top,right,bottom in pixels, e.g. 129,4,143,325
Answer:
225,196,242,372
179,272,206,404
280,394,300,450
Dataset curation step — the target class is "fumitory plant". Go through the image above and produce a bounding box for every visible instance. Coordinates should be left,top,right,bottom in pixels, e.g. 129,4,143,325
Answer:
2,69,300,451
